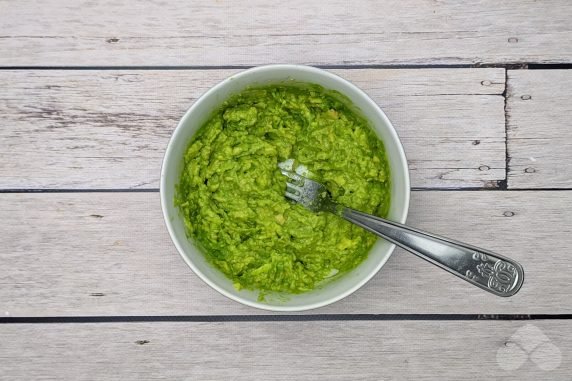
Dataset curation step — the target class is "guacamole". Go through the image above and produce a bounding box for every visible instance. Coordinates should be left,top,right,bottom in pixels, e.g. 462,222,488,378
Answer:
176,84,390,294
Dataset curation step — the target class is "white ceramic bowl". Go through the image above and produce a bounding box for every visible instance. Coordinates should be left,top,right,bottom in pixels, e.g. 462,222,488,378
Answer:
161,65,410,311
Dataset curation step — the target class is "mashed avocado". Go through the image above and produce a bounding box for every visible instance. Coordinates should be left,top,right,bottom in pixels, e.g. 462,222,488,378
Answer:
176,84,390,295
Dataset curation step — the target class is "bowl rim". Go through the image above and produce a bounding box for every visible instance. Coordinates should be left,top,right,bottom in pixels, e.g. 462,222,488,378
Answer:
160,64,411,312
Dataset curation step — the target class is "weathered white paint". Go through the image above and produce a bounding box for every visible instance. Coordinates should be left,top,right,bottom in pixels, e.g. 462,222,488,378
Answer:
1,321,570,379
1,2,570,378
0,69,505,189
507,70,572,188
0,0,571,66
1,191,570,316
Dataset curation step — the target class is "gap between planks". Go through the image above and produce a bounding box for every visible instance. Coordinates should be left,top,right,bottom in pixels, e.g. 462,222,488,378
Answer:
0,63,570,70
1,314,572,324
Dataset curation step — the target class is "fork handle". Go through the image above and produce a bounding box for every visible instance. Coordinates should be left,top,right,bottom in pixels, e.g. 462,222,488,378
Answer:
341,208,524,297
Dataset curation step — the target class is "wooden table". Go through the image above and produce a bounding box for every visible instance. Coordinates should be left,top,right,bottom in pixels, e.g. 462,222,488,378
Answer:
1,1,571,379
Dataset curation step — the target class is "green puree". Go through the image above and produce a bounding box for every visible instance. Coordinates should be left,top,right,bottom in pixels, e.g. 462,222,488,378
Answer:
176,84,391,295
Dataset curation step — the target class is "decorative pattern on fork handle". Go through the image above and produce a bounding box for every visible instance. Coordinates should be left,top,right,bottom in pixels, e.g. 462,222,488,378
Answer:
465,252,520,295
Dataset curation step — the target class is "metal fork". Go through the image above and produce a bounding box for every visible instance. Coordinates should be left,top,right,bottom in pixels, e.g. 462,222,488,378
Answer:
281,169,524,297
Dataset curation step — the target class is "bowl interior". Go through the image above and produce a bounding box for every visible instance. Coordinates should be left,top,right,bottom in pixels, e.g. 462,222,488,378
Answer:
161,65,410,311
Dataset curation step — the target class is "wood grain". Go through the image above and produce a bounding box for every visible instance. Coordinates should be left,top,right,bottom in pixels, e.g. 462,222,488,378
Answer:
1,321,570,380
2,190,571,316
507,70,572,188
0,68,505,189
1,2,569,377
0,0,571,66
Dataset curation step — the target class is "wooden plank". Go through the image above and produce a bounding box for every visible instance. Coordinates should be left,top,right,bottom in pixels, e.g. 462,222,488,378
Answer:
1,321,570,379
0,68,505,189
2,190,571,316
507,70,572,188
0,0,571,66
